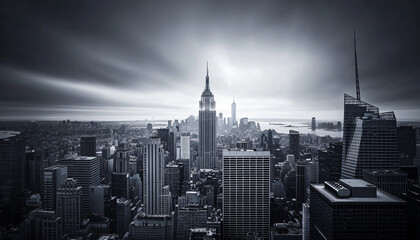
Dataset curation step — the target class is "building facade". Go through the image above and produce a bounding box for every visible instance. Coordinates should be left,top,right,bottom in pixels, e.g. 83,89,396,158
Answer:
341,94,399,179
60,156,100,217
310,179,406,240
43,165,67,211
56,178,82,234
222,150,270,239
143,137,166,215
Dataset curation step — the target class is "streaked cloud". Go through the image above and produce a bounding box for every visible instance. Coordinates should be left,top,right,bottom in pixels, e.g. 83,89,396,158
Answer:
1,0,419,121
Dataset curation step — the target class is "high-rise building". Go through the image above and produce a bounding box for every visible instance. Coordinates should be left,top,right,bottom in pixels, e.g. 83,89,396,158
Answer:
157,128,170,153
129,213,174,240
260,133,267,150
80,136,96,157
289,130,299,160
130,174,142,204
26,150,46,195
160,185,172,215
231,99,236,127
116,198,131,238
114,143,129,173
318,142,342,182
0,132,26,200
267,129,273,152
90,185,111,216
112,172,130,199
56,178,82,234
284,169,296,199
310,179,406,240
60,156,100,217
177,207,207,240
304,159,319,203
296,161,305,211
218,112,224,129
165,162,182,198
311,117,316,130
180,132,191,160
342,94,378,170
397,126,416,166
43,165,67,211
302,203,310,240
400,184,420,240
198,64,217,170
222,150,270,239
341,95,399,179
102,146,111,160
29,209,62,240
362,169,408,198
172,120,181,161
143,137,166,215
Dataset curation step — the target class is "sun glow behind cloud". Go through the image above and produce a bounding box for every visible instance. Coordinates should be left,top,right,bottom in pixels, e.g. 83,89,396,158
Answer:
1,1,419,121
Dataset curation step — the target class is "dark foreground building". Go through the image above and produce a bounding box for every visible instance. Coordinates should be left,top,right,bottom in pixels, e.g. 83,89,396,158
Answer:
310,179,406,240
401,184,420,240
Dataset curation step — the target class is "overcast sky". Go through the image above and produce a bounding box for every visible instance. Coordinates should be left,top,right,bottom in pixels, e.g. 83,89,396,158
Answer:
1,0,419,121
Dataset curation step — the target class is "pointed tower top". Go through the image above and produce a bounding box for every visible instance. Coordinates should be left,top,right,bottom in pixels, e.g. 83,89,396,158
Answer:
354,30,361,100
205,61,210,91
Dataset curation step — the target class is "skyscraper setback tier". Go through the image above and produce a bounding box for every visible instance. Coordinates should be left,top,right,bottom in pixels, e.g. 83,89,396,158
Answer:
198,64,217,170
341,94,399,179
222,150,270,240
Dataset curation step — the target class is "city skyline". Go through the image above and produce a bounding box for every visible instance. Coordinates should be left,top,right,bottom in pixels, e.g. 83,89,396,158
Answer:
1,1,420,121
1,1,420,239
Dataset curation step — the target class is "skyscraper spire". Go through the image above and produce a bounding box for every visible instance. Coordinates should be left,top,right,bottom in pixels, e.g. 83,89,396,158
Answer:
354,30,361,100
205,61,210,91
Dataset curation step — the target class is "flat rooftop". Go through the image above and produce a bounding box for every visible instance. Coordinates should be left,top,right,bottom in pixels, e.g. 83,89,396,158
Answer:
223,149,270,156
311,182,405,203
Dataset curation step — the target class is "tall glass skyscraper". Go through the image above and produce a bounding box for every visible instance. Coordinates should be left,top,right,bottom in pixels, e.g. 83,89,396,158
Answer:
198,64,217,170
341,94,399,178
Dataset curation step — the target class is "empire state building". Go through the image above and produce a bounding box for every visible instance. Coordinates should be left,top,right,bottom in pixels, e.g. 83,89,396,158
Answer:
198,63,217,170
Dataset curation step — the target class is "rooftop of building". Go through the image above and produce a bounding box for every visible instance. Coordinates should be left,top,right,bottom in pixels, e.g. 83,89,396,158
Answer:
223,149,270,156
311,179,405,203
131,213,173,223
62,154,98,160
44,165,67,170
272,222,302,235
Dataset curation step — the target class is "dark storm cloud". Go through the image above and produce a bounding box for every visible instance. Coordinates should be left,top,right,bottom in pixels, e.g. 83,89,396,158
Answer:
1,0,419,120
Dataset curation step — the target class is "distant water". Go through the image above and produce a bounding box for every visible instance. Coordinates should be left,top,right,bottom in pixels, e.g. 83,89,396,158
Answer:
258,120,342,138
0,130,21,139
147,119,343,138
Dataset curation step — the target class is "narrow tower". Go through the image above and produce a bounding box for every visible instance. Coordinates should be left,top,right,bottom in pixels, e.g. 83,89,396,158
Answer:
198,62,217,170
354,30,361,100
